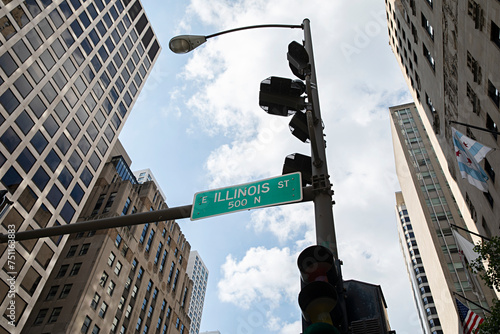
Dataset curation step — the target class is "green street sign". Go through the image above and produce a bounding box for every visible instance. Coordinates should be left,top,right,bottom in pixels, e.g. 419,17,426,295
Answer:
191,173,302,220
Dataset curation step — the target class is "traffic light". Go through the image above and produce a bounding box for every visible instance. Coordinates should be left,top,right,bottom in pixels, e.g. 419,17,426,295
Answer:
283,153,312,186
287,40,310,80
297,245,347,334
259,76,306,116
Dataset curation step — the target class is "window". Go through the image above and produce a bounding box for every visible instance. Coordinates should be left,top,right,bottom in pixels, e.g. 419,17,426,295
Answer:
81,315,92,333
92,194,105,215
99,272,108,287
103,192,117,213
99,301,108,318
111,317,119,333
92,325,100,334
48,307,62,323
166,307,171,319
107,281,115,296
136,317,142,331
69,263,82,276
114,261,122,276
46,286,59,300
145,230,155,252
172,269,179,291
139,223,149,244
484,159,495,182
421,13,434,40
131,258,138,271
66,245,78,257
121,197,131,215
118,297,125,310
141,297,148,310
115,234,122,248
125,276,132,290
154,243,163,266
486,113,498,140
90,293,100,310
131,285,138,298
59,284,72,298
34,308,48,325
79,243,90,255
56,264,69,278
108,252,116,266
147,280,153,292
137,267,144,280
423,43,435,70
491,20,500,48
168,262,175,283
125,305,132,318
488,80,499,107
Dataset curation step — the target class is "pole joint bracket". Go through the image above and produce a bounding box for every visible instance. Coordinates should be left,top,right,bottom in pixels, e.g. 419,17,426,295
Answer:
312,174,332,195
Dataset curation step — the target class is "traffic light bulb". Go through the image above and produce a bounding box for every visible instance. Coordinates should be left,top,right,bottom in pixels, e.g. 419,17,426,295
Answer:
302,261,331,282
299,281,337,323
297,245,336,284
305,296,336,324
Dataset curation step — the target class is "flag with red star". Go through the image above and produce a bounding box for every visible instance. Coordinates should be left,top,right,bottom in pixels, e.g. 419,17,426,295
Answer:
452,128,492,192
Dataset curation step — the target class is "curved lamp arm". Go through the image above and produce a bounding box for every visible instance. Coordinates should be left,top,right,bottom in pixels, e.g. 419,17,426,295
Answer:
169,23,303,54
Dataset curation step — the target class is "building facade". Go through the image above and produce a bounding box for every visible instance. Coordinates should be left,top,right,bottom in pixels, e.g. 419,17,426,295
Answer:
186,250,208,334
385,0,500,239
390,103,496,333
0,0,160,330
20,148,192,334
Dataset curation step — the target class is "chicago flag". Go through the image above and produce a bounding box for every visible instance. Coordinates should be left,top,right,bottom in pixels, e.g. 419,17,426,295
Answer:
452,128,492,192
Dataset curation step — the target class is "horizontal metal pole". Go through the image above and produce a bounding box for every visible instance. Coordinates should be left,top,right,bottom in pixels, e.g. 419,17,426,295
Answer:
206,24,303,39
449,120,500,135
1,186,314,243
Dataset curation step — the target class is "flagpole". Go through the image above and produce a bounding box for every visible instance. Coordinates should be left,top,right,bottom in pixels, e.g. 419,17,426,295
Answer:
449,120,500,136
450,223,491,241
453,291,492,314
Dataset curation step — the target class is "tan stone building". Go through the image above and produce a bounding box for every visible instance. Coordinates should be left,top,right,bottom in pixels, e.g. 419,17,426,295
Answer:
385,0,500,239
390,103,496,333
20,146,192,334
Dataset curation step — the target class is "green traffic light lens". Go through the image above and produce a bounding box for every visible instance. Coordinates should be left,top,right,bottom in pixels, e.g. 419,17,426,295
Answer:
304,322,340,334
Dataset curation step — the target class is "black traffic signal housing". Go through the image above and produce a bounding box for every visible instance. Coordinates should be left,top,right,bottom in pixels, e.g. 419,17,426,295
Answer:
297,245,347,334
283,153,312,186
287,40,310,80
259,76,306,116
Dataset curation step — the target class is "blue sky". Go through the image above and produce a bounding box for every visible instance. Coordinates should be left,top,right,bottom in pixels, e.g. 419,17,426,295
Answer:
119,0,422,333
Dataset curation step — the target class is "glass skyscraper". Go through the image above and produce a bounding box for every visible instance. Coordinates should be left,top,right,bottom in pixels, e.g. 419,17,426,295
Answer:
0,0,160,331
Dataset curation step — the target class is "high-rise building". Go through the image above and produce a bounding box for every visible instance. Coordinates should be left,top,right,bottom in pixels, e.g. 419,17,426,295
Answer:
200,331,220,334
0,0,160,330
390,103,496,333
186,250,208,334
20,144,193,334
133,168,166,202
385,0,499,238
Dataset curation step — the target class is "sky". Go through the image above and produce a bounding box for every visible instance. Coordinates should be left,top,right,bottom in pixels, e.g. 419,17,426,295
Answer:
119,0,423,333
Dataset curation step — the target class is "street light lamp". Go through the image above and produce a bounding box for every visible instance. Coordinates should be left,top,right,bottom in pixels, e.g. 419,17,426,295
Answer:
169,24,303,54
169,19,338,259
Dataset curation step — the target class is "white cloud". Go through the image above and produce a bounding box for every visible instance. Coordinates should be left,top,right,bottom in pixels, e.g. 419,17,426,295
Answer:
278,320,302,334
218,247,298,309
250,204,314,244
